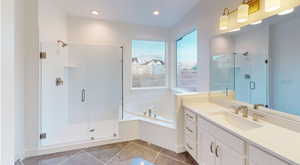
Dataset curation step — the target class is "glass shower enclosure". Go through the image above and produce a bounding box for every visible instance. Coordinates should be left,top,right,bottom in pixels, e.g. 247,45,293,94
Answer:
40,42,123,146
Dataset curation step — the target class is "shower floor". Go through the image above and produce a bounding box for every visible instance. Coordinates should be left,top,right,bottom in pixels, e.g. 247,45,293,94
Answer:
22,140,197,165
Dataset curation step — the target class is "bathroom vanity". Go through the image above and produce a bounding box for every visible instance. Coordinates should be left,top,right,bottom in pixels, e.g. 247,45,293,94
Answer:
192,5,300,165
183,102,300,165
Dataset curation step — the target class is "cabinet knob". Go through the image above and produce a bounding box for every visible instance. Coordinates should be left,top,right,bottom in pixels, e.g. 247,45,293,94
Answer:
185,127,193,133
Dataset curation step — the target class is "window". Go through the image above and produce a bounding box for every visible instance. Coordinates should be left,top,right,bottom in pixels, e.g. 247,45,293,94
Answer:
176,30,198,92
132,40,167,88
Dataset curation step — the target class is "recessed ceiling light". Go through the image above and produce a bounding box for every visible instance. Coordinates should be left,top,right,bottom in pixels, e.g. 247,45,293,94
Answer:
251,20,262,25
278,8,294,16
153,10,160,15
91,10,100,15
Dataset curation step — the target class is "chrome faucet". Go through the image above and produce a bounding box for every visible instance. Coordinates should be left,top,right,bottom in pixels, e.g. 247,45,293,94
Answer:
254,104,265,109
241,107,249,118
234,105,247,115
148,108,152,117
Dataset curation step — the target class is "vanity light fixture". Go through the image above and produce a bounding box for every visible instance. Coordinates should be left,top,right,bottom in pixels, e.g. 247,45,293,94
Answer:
237,0,249,23
251,20,262,25
219,8,230,30
278,8,294,15
265,0,280,12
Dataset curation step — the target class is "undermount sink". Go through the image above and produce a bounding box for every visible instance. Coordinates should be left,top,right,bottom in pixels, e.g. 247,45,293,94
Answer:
210,111,263,132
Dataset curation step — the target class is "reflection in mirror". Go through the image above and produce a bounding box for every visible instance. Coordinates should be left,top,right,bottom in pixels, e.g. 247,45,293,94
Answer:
210,6,300,117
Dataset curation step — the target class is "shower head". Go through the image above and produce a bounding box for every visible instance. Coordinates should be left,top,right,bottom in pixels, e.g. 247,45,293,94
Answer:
242,52,249,56
233,51,249,56
57,40,68,48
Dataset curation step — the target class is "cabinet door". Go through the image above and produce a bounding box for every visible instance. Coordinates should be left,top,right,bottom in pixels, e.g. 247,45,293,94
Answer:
215,141,245,165
249,145,289,165
198,130,216,165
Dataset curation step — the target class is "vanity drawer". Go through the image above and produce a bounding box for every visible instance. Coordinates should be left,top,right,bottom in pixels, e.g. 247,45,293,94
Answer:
185,116,196,134
184,123,197,140
249,146,289,165
185,135,197,157
198,116,246,155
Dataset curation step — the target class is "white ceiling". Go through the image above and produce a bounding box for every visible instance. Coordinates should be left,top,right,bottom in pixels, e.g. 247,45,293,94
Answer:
56,0,201,28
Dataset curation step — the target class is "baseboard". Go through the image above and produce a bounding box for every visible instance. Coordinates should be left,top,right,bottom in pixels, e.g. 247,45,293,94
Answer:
176,144,186,153
24,137,137,158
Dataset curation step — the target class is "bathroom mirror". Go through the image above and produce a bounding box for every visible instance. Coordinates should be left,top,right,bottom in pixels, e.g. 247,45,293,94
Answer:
210,6,300,117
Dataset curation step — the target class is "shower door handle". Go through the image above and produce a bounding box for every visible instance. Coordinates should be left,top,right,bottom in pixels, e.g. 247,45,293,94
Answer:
81,89,86,102
250,81,256,90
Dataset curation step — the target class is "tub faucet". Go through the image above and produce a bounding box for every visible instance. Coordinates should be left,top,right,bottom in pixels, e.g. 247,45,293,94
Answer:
148,109,152,117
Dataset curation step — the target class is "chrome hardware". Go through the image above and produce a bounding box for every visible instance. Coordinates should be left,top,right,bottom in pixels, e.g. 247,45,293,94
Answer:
254,104,265,109
210,142,216,154
56,77,64,86
40,52,47,59
148,109,152,117
186,144,193,150
234,105,248,115
81,89,86,102
215,145,220,158
225,88,229,96
185,114,194,120
89,129,95,132
40,133,47,140
185,127,193,133
242,107,249,118
253,113,264,121
250,81,256,90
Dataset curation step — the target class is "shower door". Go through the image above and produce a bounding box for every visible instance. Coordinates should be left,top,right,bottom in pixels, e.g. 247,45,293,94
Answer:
234,54,268,105
40,43,123,146
69,44,122,141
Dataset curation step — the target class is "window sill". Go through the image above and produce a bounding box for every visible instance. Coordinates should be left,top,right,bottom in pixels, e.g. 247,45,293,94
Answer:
130,87,170,94
131,87,169,91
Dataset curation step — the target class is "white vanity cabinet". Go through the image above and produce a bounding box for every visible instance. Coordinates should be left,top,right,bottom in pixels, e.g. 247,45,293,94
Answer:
183,108,290,165
197,117,246,165
248,145,289,165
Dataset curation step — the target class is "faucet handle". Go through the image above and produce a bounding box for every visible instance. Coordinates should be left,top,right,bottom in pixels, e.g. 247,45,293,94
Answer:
253,113,264,121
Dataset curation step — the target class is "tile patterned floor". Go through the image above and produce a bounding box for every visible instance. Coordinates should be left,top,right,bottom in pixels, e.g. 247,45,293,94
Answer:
22,140,198,165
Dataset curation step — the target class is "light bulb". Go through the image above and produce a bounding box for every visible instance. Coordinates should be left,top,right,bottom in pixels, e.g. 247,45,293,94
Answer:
265,0,280,12
219,15,229,30
237,3,249,23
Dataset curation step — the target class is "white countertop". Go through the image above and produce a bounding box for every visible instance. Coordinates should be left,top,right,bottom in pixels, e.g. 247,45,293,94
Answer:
183,102,300,165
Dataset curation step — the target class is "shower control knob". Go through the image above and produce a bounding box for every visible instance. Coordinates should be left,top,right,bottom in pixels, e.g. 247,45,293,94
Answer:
89,129,95,132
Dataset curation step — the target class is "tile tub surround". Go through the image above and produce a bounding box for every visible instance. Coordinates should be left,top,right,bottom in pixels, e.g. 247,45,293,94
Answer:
22,140,198,165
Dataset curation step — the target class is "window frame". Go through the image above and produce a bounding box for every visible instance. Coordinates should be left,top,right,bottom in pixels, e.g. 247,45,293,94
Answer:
130,39,169,90
175,29,198,92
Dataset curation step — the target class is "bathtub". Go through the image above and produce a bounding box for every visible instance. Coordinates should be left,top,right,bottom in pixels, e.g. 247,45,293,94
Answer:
123,111,175,128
